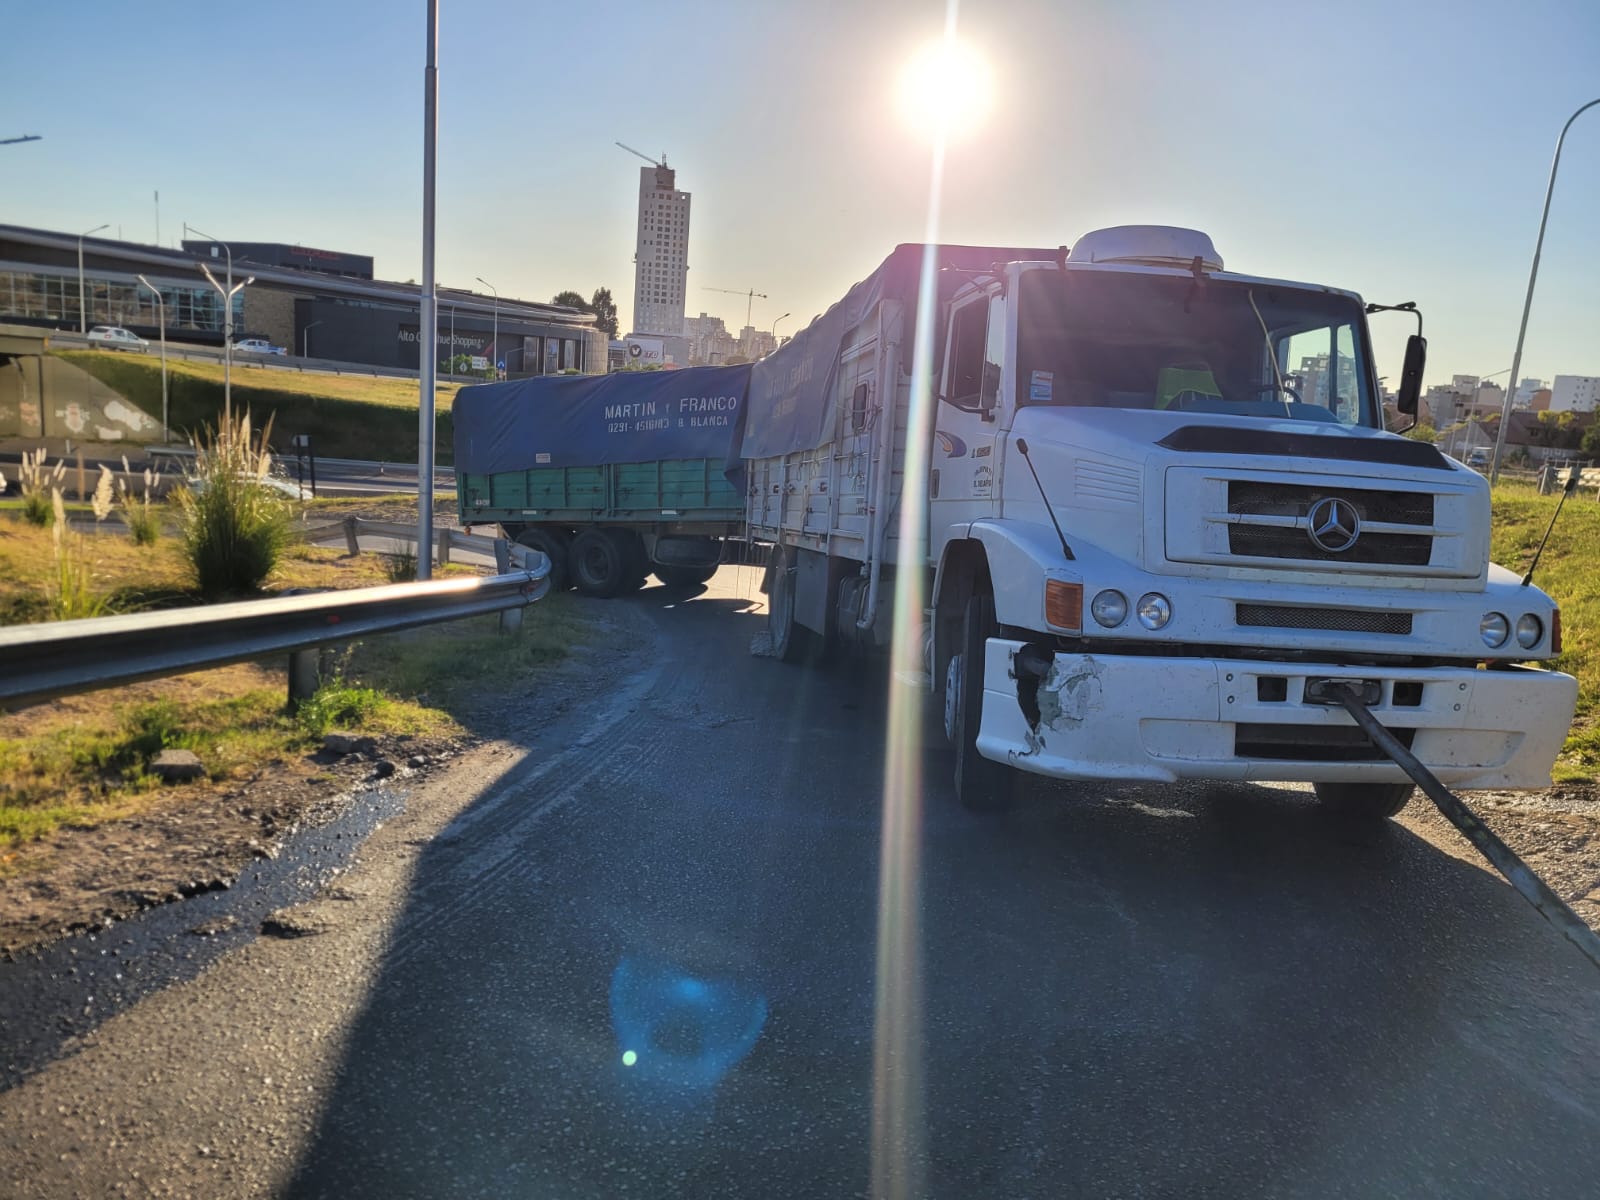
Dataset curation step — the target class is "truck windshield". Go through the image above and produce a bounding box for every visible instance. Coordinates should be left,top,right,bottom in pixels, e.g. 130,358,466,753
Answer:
1015,269,1378,428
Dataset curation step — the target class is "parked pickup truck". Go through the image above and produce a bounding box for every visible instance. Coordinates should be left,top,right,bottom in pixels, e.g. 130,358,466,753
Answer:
454,365,750,594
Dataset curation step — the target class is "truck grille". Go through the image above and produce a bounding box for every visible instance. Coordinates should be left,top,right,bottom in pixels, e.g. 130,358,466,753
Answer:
1235,723,1416,762
1226,482,1434,566
1235,604,1413,635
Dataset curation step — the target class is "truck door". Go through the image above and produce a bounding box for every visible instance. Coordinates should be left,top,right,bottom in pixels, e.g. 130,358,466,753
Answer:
928,290,1005,549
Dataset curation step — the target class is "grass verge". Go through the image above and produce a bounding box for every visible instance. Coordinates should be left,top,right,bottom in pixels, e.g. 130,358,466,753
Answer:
1492,482,1600,781
54,350,461,464
0,595,587,850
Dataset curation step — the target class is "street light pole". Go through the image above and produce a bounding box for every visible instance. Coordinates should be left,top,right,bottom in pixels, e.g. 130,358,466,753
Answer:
417,0,440,580
1490,98,1600,485
199,264,252,428
135,275,168,441
476,277,498,375
772,311,790,347
186,225,238,422
77,223,109,333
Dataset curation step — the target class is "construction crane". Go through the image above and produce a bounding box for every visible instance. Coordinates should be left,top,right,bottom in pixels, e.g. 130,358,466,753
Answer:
704,286,768,329
616,142,668,169
1,134,42,146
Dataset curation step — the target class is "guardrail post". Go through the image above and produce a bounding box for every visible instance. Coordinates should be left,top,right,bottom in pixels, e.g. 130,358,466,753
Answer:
343,516,360,557
493,537,512,574
437,528,451,568
288,648,320,708
499,606,523,634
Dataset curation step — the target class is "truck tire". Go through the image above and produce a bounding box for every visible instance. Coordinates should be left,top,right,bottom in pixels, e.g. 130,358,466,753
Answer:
768,546,814,663
514,529,570,592
611,529,649,593
948,591,1011,811
655,562,718,588
570,528,630,598
1313,781,1414,820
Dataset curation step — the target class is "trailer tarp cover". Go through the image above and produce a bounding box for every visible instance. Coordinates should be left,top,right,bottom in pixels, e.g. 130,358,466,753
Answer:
453,364,752,475
737,243,1055,462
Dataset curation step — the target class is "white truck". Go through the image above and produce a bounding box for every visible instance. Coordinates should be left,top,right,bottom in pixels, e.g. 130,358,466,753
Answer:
745,227,1579,816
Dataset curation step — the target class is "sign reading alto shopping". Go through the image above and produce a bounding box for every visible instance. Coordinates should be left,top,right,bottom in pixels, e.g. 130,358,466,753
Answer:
452,365,751,474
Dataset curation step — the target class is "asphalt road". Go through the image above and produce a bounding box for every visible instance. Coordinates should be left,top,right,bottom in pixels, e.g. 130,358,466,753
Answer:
3,568,1599,1197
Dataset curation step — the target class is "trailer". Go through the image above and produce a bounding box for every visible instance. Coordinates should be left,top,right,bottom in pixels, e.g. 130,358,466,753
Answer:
741,229,1579,815
455,365,749,594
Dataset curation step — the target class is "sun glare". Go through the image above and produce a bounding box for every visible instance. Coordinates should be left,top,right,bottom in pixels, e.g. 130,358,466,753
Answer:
895,37,994,143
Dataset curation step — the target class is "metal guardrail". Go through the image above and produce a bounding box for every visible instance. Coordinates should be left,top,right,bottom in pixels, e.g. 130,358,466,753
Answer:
335,517,520,570
0,557,550,712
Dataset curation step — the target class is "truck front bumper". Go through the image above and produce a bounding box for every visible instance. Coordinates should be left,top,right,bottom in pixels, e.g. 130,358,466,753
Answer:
977,642,1579,790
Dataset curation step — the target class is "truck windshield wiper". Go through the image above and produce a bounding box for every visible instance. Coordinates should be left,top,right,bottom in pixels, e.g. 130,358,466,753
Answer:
1246,289,1295,420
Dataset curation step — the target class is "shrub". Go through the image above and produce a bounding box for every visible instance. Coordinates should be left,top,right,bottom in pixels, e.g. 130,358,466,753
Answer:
49,489,109,621
382,550,417,583
173,411,293,596
17,448,65,527
297,680,388,738
116,456,163,546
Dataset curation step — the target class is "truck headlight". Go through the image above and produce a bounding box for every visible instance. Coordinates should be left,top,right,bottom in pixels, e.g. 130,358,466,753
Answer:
1136,593,1172,630
1515,613,1543,649
1090,590,1127,628
1480,612,1510,648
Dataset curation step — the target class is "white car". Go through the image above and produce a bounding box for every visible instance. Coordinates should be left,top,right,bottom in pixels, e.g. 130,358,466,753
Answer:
86,325,149,351
234,338,287,356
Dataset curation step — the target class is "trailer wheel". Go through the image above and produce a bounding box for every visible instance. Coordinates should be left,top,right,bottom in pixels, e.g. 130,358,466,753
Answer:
611,529,649,593
1313,781,1414,820
948,591,1011,811
655,562,718,588
514,529,571,592
768,546,814,663
570,528,630,598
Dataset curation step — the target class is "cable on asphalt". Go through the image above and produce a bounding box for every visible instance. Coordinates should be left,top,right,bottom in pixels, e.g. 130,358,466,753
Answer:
1332,683,1600,971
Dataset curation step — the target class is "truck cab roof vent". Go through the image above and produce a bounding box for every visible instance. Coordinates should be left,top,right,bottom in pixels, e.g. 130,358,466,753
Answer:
1069,226,1223,272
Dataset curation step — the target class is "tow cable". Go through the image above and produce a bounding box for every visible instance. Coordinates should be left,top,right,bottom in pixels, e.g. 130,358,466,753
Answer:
1328,682,1600,971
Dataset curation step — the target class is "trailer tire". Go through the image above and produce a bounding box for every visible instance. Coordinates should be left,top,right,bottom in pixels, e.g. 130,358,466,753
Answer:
1313,781,1414,820
949,591,1011,811
570,528,631,598
768,546,814,664
655,562,718,588
514,529,571,592
613,530,649,593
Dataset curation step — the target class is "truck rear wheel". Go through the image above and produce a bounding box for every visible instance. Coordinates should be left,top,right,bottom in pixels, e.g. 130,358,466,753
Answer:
514,529,570,592
570,528,631,598
1313,781,1414,820
948,591,1011,811
768,546,814,663
655,562,718,588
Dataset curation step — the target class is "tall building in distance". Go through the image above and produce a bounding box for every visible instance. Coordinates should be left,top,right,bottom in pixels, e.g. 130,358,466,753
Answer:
631,163,690,337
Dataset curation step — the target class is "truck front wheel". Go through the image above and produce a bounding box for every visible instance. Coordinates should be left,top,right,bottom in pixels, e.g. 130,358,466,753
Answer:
1313,781,1414,820
947,591,1011,811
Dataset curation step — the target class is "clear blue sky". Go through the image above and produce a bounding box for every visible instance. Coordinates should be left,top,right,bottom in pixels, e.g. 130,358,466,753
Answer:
3,0,1596,390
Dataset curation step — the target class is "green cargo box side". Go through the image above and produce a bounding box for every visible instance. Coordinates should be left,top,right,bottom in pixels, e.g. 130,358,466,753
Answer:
458,457,744,530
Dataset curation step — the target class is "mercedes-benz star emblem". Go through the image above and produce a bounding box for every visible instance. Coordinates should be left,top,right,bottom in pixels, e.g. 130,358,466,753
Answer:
1306,496,1361,553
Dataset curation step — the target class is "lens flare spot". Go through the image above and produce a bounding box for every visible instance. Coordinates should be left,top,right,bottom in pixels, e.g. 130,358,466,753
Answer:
622,1049,638,1068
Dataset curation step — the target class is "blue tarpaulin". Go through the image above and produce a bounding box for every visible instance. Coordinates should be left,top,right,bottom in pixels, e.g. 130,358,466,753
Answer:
737,243,1055,462
453,365,752,475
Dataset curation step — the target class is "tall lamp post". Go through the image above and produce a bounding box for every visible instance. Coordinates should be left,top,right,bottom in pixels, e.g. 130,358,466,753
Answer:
77,223,109,333
772,311,790,350
199,264,253,427
186,224,241,420
1489,98,1600,485
135,275,169,441
476,276,499,374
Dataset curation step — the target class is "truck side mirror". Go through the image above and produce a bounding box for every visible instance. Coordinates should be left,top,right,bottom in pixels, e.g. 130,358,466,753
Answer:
979,361,1001,421
1396,334,1426,417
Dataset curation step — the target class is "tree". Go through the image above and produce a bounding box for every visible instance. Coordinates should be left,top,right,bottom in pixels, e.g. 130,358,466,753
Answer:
1582,421,1600,458
590,287,619,338
551,290,590,312
1403,422,1437,443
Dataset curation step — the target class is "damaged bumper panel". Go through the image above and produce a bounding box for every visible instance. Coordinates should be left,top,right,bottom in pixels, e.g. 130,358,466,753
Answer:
976,640,1579,790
